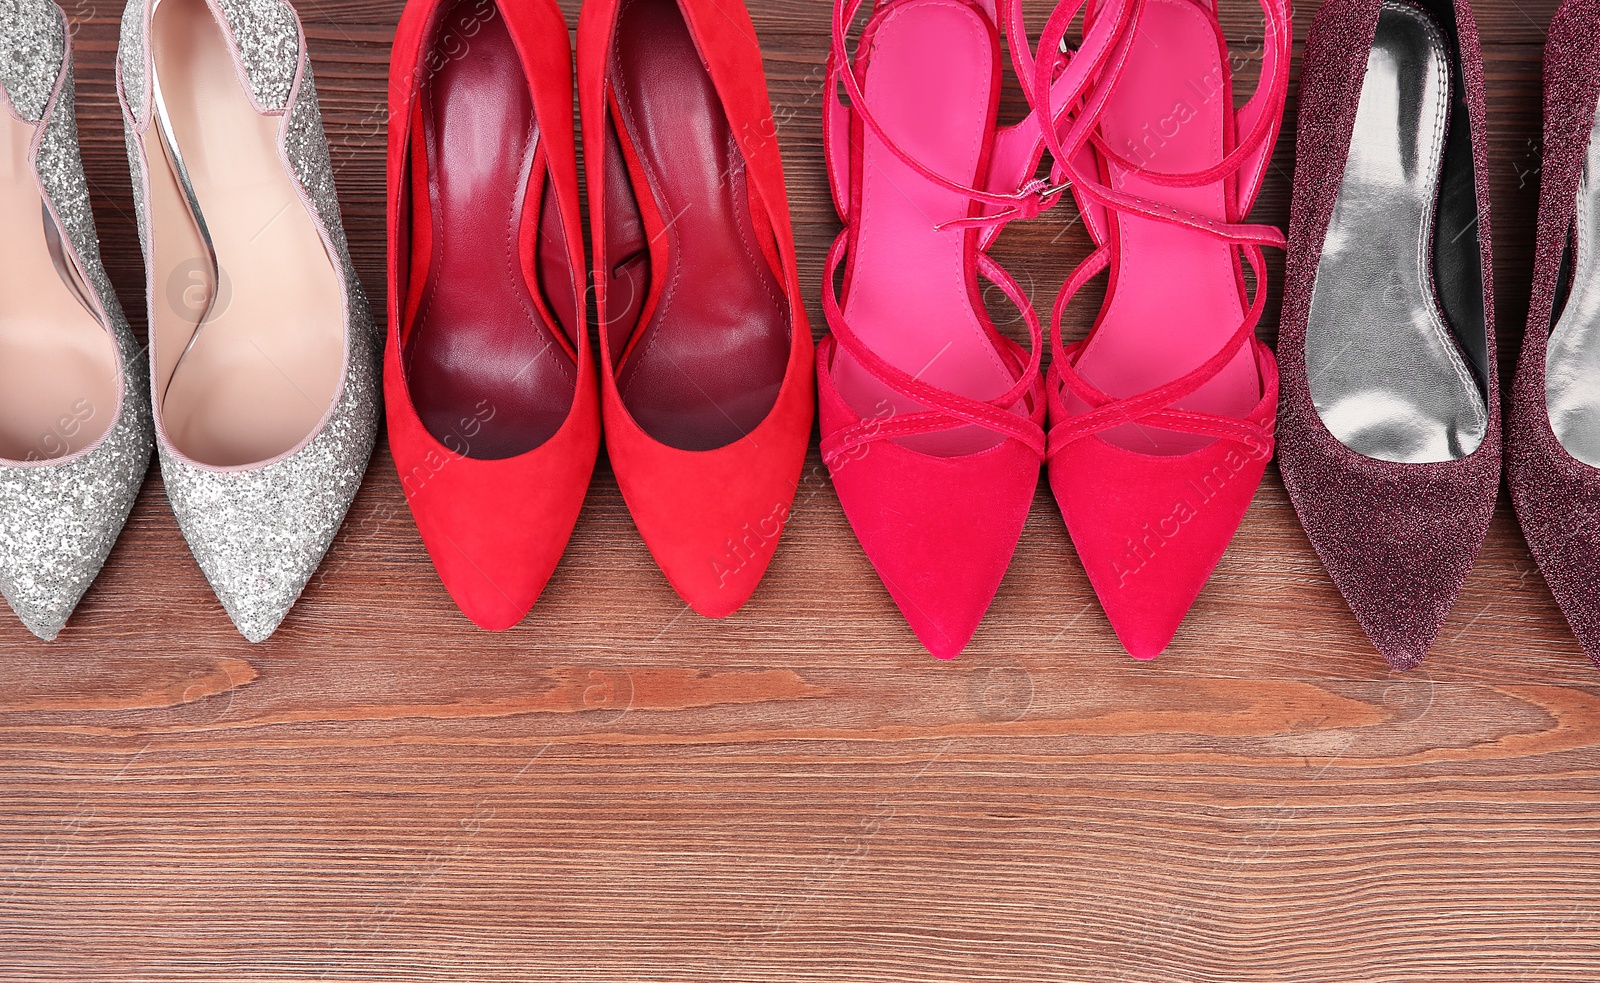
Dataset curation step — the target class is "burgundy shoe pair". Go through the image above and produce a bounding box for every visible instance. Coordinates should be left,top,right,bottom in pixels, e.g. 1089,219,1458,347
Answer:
1282,0,1600,668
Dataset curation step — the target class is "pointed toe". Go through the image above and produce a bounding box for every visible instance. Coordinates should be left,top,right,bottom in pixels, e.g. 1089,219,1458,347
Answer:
1277,0,1501,667
1508,354,1600,668
829,431,1039,659
24,618,65,643
1321,537,1468,671
159,362,378,644
1050,424,1270,662
421,518,563,632
601,347,813,618
1279,418,1499,668
395,426,598,632
1504,7,1600,669
0,0,152,641
124,0,379,644
614,436,804,618
229,601,290,646
3,570,83,644
0,391,152,645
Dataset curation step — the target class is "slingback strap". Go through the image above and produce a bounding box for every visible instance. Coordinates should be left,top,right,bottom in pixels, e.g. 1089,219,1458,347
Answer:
830,0,1048,216
1030,0,1292,242
1022,0,1289,457
972,0,1144,246
820,230,1047,464
827,0,1142,238
1080,0,1292,190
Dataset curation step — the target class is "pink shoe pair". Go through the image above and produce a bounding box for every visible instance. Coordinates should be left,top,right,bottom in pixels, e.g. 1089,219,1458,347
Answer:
821,0,1292,659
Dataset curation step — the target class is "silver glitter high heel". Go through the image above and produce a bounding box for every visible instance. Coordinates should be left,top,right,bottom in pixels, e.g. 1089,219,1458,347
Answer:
118,0,379,643
0,0,154,642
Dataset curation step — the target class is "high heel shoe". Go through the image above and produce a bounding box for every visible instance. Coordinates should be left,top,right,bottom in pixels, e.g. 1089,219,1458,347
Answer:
1508,0,1600,666
385,0,598,631
1278,0,1498,669
819,0,1063,659
119,0,379,642
1032,0,1292,660
578,0,814,617
0,0,153,641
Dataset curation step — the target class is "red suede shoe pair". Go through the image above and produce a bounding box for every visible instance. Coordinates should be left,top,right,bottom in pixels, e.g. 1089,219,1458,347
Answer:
385,0,814,629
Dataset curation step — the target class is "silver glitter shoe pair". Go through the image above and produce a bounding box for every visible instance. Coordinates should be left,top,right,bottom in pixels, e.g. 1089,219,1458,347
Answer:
0,0,378,643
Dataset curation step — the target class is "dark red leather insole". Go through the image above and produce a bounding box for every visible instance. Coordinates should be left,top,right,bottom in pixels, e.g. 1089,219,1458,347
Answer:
404,0,576,461
607,0,790,452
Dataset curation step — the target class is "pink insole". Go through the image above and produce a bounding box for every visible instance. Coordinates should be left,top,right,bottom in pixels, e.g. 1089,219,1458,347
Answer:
833,0,1021,458
1066,0,1262,455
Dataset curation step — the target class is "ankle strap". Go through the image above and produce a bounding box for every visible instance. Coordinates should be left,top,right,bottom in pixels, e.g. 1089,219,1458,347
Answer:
1030,0,1292,240
828,0,1140,237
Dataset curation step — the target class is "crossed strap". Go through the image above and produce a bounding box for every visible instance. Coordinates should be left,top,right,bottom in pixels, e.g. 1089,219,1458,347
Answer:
822,0,1133,464
1034,0,1293,458
819,234,1047,465
823,0,1290,463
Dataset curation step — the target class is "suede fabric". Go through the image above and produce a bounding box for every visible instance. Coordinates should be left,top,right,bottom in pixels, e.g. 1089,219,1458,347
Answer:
817,335,1043,659
1049,341,1279,660
384,0,601,631
1506,0,1600,665
1277,0,1500,669
816,0,1050,660
578,0,815,618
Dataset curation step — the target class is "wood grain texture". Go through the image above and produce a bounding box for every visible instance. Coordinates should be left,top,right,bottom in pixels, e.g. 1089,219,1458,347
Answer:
3,0,1599,980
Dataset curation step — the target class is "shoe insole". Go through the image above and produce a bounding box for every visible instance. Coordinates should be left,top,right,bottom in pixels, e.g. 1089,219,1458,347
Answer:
1305,0,1487,464
403,0,577,461
149,0,343,468
831,0,1020,458
0,108,118,463
1546,87,1600,467
1066,0,1260,457
608,0,789,453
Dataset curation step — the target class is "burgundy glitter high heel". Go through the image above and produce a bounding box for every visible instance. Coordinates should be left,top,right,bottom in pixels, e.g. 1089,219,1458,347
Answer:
1507,0,1600,666
1277,0,1500,669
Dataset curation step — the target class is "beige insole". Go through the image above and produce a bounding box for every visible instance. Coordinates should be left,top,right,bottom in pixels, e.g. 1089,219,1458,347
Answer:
149,0,342,468
0,109,118,463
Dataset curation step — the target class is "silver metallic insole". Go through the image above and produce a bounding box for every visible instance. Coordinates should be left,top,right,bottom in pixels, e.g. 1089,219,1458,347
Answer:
1306,0,1488,464
1546,99,1600,467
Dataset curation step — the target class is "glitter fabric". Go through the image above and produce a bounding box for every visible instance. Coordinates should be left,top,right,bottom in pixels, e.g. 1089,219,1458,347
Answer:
118,0,148,124
212,0,300,109
119,0,379,643
1276,0,1501,670
0,6,155,641
1507,0,1600,666
0,0,66,121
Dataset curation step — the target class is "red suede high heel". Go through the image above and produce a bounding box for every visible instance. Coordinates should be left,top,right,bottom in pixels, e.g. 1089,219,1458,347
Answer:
1034,0,1292,659
578,0,814,617
385,0,599,630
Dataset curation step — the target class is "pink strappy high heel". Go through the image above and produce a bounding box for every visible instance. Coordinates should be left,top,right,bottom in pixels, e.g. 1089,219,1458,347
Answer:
820,0,1149,659
1032,0,1292,660
820,0,1055,659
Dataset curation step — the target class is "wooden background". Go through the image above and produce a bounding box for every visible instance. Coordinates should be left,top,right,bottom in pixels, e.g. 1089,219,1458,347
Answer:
4,0,1600,979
